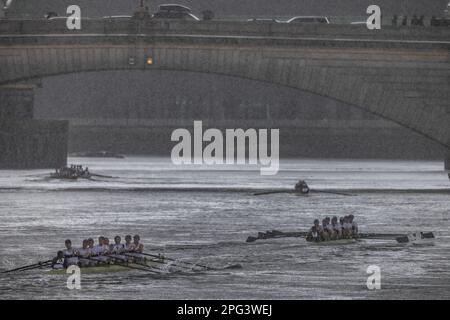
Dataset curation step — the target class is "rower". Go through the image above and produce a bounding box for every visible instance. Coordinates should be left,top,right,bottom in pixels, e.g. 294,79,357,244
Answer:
112,236,124,253
63,239,78,266
51,251,65,269
93,236,103,254
124,235,133,251
331,216,342,238
349,214,358,236
87,238,95,250
342,216,353,238
92,236,109,264
103,237,112,253
127,234,145,259
77,239,92,267
132,235,144,253
109,236,127,262
324,217,336,239
321,219,331,241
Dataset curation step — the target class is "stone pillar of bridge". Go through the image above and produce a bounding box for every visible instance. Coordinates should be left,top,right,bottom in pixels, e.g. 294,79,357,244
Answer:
445,151,450,180
0,84,69,169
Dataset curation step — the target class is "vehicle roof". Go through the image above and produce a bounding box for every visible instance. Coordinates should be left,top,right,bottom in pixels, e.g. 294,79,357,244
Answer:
286,16,329,23
158,4,192,12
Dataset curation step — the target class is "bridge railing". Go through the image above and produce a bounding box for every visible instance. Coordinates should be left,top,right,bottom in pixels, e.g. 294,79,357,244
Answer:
0,18,449,41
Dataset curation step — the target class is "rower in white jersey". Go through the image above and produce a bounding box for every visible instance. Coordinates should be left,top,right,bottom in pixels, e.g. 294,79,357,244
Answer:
124,235,133,251
108,236,127,263
126,234,145,259
63,239,78,266
103,237,112,253
92,236,110,263
324,217,335,239
111,236,125,253
77,239,93,267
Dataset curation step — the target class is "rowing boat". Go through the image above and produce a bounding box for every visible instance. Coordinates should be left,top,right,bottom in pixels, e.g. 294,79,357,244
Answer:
47,258,166,275
307,238,358,246
247,230,435,244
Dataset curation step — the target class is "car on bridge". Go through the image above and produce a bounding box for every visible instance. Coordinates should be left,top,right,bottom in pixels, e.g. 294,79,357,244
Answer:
152,4,200,21
284,16,330,24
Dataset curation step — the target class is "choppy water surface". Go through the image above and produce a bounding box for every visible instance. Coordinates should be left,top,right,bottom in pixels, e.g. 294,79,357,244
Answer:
0,157,449,300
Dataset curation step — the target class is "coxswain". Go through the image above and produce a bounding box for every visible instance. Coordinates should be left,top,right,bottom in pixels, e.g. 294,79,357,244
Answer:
306,219,323,242
51,251,65,269
295,180,310,194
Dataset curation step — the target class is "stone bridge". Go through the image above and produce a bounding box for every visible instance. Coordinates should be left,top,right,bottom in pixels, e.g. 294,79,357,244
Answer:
0,19,449,169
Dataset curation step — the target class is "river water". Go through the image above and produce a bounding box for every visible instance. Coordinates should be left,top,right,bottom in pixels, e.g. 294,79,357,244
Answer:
0,157,449,300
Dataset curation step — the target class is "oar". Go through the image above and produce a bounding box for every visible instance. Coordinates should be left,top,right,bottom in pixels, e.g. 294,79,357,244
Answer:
253,190,292,196
122,253,188,271
253,189,355,197
358,233,406,239
246,230,308,242
18,261,52,271
125,253,202,272
137,252,215,271
310,190,355,197
11,261,52,273
2,260,52,273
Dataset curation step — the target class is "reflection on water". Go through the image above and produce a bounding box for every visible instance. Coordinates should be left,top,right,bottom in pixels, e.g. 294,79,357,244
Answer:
0,157,449,299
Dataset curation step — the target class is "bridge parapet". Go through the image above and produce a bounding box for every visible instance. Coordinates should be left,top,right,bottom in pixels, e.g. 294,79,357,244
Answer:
1,18,450,41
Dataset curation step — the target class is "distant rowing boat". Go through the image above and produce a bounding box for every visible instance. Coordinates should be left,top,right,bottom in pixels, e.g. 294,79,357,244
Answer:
246,230,435,245
49,172,91,180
